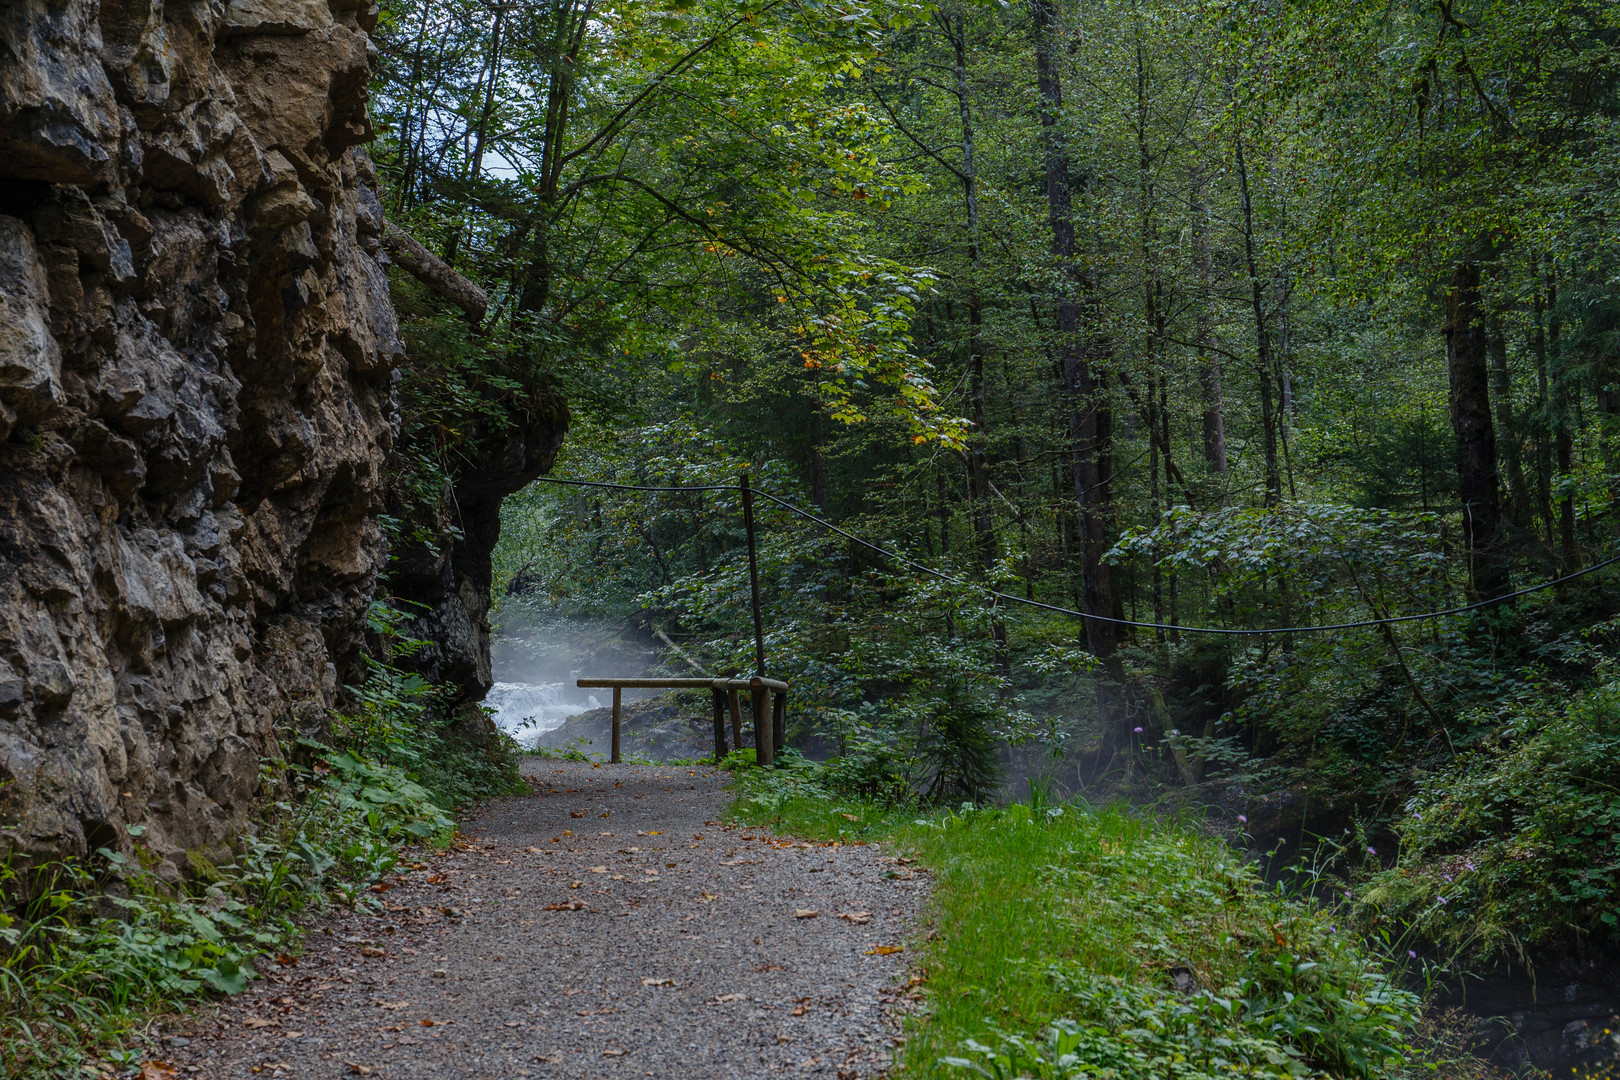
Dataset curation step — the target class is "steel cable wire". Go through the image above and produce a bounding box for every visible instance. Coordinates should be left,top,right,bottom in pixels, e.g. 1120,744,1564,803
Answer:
528,475,1620,635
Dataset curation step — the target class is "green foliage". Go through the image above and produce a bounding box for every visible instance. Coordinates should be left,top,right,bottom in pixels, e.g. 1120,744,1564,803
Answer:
727,776,1421,1080
341,602,524,812
820,738,915,804
526,736,600,763
1357,656,1620,962
914,688,1004,806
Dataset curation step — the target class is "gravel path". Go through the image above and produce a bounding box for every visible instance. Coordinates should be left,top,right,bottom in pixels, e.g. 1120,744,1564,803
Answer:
165,759,928,1079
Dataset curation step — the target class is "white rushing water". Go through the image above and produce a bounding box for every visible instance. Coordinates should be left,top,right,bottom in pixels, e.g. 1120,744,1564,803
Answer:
483,613,661,748
484,681,602,748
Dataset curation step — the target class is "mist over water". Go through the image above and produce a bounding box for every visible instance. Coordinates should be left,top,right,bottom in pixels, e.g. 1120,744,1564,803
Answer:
483,611,659,748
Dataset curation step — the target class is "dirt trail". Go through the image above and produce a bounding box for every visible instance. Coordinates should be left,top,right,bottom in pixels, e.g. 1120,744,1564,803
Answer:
166,759,927,1078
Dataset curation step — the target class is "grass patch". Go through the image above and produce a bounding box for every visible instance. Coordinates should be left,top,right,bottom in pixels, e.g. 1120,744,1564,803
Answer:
728,765,1476,1080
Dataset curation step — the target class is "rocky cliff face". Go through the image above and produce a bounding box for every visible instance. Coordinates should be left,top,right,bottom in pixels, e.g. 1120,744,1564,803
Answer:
0,0,399,878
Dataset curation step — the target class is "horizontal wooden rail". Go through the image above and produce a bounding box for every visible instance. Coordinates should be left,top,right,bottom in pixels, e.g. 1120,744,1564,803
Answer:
575,676,788,764
577,676,788,692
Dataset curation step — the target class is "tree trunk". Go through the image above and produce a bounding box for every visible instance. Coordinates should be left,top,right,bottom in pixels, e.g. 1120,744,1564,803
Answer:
1189,165,1227,477
1234,126,1280,505
1444,262,1504,600
1532,288,1557,551
1488,324,1530,531
1030,0,1119,667
1550,284,1577,570
443,2,506,266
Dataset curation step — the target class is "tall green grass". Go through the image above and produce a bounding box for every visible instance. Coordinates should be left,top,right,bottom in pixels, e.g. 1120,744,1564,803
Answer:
729,769,1463,1079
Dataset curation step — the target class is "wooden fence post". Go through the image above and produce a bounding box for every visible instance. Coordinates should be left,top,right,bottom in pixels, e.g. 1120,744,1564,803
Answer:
727,687,743,753
751,677,772,767
711,688,729,763
611,686,622,764
772,689,786,756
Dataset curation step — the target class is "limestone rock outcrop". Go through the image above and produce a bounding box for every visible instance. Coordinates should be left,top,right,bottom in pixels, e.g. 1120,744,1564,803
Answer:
389,398,568,711
0,0,399,876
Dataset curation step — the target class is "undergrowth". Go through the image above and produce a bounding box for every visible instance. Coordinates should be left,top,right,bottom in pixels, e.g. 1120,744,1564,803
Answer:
1356,656,1620,966
0,604,518,1079
727,759,1492,1080
0,748,454,1078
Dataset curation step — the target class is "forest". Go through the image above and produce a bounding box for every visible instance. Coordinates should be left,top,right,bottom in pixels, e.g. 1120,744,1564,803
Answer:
360,0,1620,1068
379,0,1617,964
4,0,1618,1075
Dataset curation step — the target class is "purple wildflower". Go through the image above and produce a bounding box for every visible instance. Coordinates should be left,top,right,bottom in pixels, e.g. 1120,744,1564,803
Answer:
1134,726,1144,733
1367,846,1377,855
1237,815,1248,824
1408,950,1417,959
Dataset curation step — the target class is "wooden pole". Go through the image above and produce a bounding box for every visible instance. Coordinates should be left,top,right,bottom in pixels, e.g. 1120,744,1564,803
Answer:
751,677,772,767
727,687,743,752
611,686,622,764
772,689,786,755
711,688,729,763
740,472,767,677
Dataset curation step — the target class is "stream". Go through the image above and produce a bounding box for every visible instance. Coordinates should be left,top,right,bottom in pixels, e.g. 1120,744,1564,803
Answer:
482,612,660,748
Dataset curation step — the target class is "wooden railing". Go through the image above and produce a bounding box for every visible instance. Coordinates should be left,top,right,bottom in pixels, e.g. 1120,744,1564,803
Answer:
575,677,788,766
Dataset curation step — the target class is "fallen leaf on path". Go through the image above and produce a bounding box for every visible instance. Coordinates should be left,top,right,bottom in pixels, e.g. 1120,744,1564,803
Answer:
589,866,607,873
711,993,745,1003
793,909,819,919
569,881,582,888
421,1019,435,1027
648,830,661,835
641,977,675,987
242,1018,279,1029
345,1063,373,1075
376,1025,406,1033
360,947,385,957
570,812,586,818
140,1063,178,1080
376,1001,410,1010
838,911,872,925
602,1049,625,1057
526,847,542,853
866,945,904,955
699,892,717,902
543,901,586,911
369,882,392,893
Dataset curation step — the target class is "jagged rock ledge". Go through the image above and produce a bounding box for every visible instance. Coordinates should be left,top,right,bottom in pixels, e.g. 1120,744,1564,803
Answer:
0,0,400,879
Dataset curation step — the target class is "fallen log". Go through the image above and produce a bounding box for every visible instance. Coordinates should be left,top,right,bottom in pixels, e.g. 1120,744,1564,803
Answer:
382,221,488,323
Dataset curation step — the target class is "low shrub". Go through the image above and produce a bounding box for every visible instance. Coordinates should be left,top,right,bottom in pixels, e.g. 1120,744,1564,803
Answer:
0,747,454,1078
1357,660,1620,962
